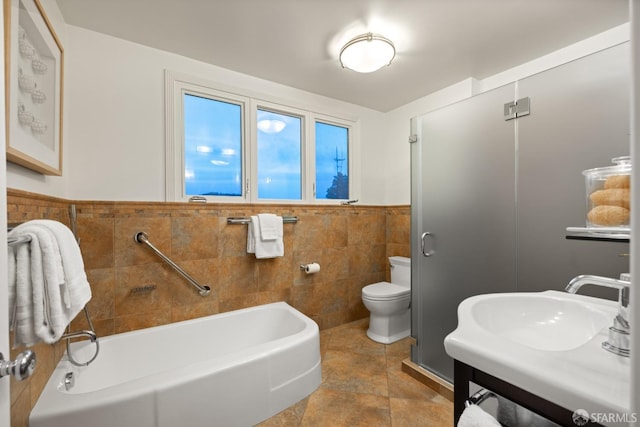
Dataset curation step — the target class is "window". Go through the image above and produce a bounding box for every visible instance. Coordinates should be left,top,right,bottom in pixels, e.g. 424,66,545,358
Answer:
166,71,356,203
315,121,349,200
184,94,243,197
257,109,302,200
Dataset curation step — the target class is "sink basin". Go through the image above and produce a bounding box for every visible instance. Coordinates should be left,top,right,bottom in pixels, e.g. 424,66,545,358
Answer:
471,293,611,351
445,290,630,425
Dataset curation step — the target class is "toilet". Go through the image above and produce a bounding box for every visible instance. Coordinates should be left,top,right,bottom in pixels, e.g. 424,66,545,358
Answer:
361,256,411,344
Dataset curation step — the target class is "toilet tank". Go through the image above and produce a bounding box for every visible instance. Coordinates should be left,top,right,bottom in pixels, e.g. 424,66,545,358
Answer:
389,256,411,287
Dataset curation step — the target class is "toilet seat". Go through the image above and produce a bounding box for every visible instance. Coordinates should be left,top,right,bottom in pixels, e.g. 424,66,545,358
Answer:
362,282,410,301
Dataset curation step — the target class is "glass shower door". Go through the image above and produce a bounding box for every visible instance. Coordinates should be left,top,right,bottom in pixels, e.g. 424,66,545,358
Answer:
410,83,517,382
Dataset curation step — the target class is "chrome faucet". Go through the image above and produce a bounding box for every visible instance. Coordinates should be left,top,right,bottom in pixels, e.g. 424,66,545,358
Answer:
565,274,630,357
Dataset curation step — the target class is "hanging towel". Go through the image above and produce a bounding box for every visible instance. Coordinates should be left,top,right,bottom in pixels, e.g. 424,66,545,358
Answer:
246,214,284,259
257,213,281,240
8,220,92,346
458,405,501,427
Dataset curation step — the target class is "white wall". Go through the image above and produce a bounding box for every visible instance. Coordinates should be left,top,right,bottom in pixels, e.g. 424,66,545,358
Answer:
4,10,630,205
630,0,639,419
382,24,631,205
61,26,386,203
0,0,8,421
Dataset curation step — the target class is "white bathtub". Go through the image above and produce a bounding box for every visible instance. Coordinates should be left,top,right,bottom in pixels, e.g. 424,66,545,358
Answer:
30,302,322,427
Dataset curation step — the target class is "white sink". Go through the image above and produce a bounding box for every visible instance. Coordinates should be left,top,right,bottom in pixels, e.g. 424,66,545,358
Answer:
445,291,631,426
471,293,611,351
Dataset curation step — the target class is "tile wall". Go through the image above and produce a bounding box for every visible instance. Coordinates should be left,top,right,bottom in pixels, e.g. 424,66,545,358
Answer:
7,188,410,427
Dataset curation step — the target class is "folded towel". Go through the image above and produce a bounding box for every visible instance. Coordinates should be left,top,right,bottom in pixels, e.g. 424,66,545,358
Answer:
9,243,38,347
247,216,258,255
257,213,282,240
30,220,91,313
8,220,92,346
246,214,284,259
458,405,501,427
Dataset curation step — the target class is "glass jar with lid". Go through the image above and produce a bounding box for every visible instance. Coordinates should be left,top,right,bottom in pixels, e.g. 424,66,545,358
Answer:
582,156,631,228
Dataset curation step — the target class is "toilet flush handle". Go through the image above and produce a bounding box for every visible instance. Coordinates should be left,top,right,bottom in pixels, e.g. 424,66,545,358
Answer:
421,232,435,257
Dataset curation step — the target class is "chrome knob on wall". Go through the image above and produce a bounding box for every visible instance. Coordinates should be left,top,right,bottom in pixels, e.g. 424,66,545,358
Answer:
0,350,36,381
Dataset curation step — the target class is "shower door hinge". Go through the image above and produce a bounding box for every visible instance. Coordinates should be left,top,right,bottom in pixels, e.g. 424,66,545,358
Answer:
504,97,530,121
408,134,418,143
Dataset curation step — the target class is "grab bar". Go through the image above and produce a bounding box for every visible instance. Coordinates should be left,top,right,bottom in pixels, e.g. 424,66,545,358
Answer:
227,216,298,225
134,232,211,296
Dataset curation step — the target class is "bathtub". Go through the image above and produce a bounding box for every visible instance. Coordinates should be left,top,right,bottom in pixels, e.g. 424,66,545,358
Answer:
30,302,322,427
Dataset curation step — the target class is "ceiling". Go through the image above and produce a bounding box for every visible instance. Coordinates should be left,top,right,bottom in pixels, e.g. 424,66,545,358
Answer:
54,0,629,112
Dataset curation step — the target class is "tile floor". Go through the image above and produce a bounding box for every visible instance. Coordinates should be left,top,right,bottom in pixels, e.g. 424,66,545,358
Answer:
258,319,454,426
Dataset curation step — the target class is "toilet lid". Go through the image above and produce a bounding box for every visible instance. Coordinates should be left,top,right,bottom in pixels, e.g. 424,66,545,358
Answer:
362,282,410,301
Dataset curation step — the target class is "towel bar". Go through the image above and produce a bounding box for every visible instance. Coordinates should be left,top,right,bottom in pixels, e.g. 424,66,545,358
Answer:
8,220,100,366
227,216,298,225
7,234,31,246
7,224,32,246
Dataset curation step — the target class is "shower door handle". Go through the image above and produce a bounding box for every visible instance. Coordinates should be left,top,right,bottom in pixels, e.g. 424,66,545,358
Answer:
421,232,435,257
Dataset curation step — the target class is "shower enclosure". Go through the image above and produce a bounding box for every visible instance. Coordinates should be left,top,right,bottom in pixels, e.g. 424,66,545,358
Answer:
410,43,631,382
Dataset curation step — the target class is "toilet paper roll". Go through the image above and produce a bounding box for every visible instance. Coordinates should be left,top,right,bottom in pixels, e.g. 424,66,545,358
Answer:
304,263,320,274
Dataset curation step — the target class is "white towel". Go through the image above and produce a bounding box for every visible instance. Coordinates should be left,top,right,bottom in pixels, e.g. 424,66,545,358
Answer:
458,405,501,427
246,214,284,259
257,213,281,240
8,220,92,346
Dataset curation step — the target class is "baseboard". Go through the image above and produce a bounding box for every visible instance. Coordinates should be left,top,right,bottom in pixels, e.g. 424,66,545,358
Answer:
401,358,454,402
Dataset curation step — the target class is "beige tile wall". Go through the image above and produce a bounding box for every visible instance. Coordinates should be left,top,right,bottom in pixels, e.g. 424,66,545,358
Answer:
7,188,410,427
7,190,69,427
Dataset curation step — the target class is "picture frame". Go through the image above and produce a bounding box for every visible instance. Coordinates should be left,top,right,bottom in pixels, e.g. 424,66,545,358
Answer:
4,0,63,175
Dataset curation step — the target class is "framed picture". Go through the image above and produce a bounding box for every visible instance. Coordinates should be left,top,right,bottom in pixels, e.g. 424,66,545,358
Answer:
4,0,63,175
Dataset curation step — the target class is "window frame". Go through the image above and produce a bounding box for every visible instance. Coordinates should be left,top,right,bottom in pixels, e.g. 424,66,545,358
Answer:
310,114,357,203
249,100,309,203
166,70,358,204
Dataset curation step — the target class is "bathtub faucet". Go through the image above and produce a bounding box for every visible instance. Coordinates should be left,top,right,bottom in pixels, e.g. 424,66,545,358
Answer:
565,274,630,357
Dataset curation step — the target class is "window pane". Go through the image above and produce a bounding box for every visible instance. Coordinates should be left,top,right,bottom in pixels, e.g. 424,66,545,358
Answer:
316,122,349,199
183,93,242,197
257,109,302,200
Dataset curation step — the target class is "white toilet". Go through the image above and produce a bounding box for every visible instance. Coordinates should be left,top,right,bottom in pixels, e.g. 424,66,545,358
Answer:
361,256,411,344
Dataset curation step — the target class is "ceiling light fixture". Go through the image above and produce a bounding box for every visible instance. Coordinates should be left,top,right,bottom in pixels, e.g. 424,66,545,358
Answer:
257,119,286,134
339,32,396,73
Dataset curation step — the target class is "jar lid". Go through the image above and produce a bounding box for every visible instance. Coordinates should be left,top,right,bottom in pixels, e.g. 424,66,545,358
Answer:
582,156,631,178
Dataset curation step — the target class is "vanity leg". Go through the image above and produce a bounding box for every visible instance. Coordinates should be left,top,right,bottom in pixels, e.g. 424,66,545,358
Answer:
453,360,472,425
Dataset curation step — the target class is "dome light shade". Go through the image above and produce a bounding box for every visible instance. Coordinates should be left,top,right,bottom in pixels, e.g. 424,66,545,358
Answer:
339,33,396,73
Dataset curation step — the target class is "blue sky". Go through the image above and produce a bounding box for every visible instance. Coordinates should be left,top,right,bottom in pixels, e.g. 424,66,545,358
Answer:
184,94,348,199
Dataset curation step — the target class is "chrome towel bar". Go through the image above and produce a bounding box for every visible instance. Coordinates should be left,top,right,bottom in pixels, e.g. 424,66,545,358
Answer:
227,216,298,225
7,235,31,246
134,232,211,296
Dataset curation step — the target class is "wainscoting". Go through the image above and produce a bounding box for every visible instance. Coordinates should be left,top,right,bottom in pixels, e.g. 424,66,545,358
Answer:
7,188,410,427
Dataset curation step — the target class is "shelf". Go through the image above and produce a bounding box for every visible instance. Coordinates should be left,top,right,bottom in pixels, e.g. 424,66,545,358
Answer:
565,226,630,242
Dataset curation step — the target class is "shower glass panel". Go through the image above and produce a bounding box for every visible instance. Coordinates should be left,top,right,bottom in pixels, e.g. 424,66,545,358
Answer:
516,43,630,296
410,83,517,382
409,43,630,384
